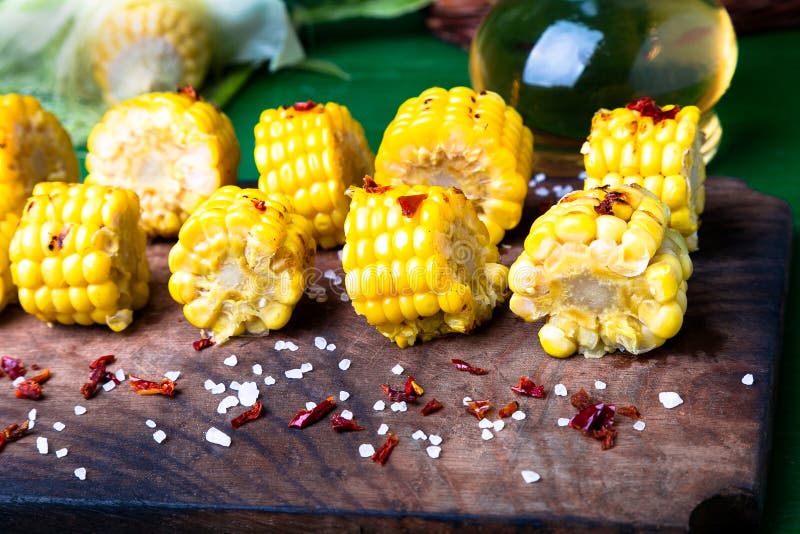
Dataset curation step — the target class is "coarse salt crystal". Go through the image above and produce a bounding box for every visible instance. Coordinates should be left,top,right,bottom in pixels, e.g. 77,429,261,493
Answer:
326,344,336,351
512,411,526,421
145,419,156,429
36,437,48,455
223,354,238,367
284,368,303,379
412,430,427,441
74,467,87,480
205,427,231,447
264,376,276,386
338,359,351,371
358,444,375,458
462,396,472,406
102,380,116,392
521,470,541,484
56,448,68,458
554,384,568,396
153,430,167,444
493,420,505,432
286,342,299,352
53,422,65,432
252,364,263,376
164,371,180,381
28,420,35,430
204,379,216,390
339,391,350,401
314,336,327,349
340,293,350,302
426,446,441,459
534,172,547,183
478,418,493,429
633,420,646,431
337,250,343,260
229,381,242,391
334,276,343,285
534,186,549,197
300,362,313,373
74,405,87,415
210,383,225,394
594,380,607,390
578,170,588,180
390,401,407,412
557,418,570,427
742,373,754,386
274,340,286,351
324,269,336,280
12,376,24,387
481,429,494,441
428,434,442,446
659,391,684,409
340,410,354,420
306,401,318,411
217,395,240,414
391,364,404,375
238,382,259,407
28,409,36,421
377,424,389,435
373,400,386,411
115,368,126,382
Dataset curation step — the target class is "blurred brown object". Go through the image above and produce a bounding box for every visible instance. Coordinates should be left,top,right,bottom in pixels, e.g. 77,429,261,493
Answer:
426,0,800,49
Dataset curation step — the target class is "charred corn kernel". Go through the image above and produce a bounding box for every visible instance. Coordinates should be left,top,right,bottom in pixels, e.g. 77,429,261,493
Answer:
168,186,316,344
373,87,533,245
509,185,691,358
85,89,240,238
0,94,79,217
9,182,150,331
582,98,706,250
91,0,212,104
343,180,508,348
255,101,374,249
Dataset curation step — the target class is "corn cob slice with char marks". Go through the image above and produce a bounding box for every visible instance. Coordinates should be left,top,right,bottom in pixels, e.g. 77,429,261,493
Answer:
168,186,316,344
343,179,508,348
509,185,692,358
373,86,533,245
85,88,240,238
9,182,150,331
255,101,374,249
0,212,20,313
582,97,705,250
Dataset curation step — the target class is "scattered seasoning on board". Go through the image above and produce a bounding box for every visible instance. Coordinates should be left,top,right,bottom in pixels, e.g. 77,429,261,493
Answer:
193,338,215,351
380,383,418,403
81,355,117,399
371,433,399,465
331,414,365,432
15,369,50,400
498,401,519,418
567,388,641,450
231,401,263,429
363,176,391,194
465,399,491,420
511,376,546,398
404,376,424,396
450,358,488,375
0,420,29,452
288,397,336,429
129,377,177,396
1,355,25,379
420,398,443,416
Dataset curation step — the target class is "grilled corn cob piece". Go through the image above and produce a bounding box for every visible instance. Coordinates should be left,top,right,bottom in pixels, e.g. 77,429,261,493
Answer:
168,186,316,344
91,0,212,105
0,212,20,313
582,97,705,250
85,88,240,238
0,94,80,217
509,185,692,358
255,101,374,249
373,86,533,245
9,182,150,331
342,179,508,348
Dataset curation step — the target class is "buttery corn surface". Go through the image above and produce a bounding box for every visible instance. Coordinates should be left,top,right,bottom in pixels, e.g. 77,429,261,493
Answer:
85,90,240,238
255,101,374,249
374,86,533,245
343,181,509,348
0,212,20,313
509,185,692,358
91,0,212,104
0,94,79,217
168,186,316,344
9,182,150,331
582,99,705,250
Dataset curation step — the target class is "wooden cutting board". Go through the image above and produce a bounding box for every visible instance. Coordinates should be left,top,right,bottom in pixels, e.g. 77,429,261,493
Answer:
0,177,791,532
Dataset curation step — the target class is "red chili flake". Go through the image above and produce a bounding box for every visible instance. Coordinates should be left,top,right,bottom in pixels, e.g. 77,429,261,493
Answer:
288,396,336,429
15,380,42,400
450,358,489,375
251,199,267,211
570,388,593,410
331,414,365,432
404,375,424,396
47,225,70,252
466,399,491,420
381,383,417,403
511,376,546,398
193,338,215,351
292,100,317,111
397,194,428,217
626,96,680,124
1,356,25,380
420,398,443,416
178,85,199,100
371,433,399,465
30,364,40,371
130,377,176,396
363,175,391,194
617,405,642,419
81,355,116,399
498,400,519,418
569,402,618,450
89,355,115,370
0,420,29,453
594,190,626,216
231,401,263,429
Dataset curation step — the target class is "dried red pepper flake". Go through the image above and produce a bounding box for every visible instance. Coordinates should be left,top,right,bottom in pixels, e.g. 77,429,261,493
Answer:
251,199,267,211
404,375,424,396
130,377,176,396
381,383,418,404
178,85,199,100
30,364,40,371
498,400,519,418
591,427,618,450
420,398,443,416
1,355,26,379
15,380,43,400
193,338,215,351
363,175,392,194
331,413,365,432
0,420,29,452
89,355,115,370
397,194,428,217
511,376,546,398
617,405,641,419
570,388,593,410
466,399,491,420
450,358,489,375
231,401,263,429
371,433,399,465
82,355,116,399
594,191,626,216
288,396,336,429
626,96,680,124
292,100,317,111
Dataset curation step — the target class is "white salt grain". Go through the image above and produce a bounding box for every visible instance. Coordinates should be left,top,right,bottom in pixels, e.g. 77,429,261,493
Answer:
74,467,87,480
284,368,304,379
377,424,389,435
53,422,65,432
358,444,375,458
493,420,505,432
391,364,404,375
274,340,286,351
28,420,35,430
102,380,116,392
115,368,126,382
481,429,494,441
633,420,646,431
426,446,441,459
326,344,336,351
557,418,570,427
340,410,354,420
521,470,541,484
204,379,216,390
373,400,386,411
217,395,240,414
229,381,242,391
74,405,87,415
314,336,327,349
659,391,684,409
223,354,238,367
511,411,526,421
164,371,180,382
238,382,259,407
306,401,318,411
205,427,231,447
55,448,68,458
324,269,337,280
210,383,226,394
286,342,299,352
36,437,48,455
412,430,427,441
12,376,24,387
478,418,493,429
462,396,473,406
338,359,351,371
594,380,607,390
428,434,442,446
28,409,36,421
264,376,276,386
554,384,568,396
339,390,350,402
337,250,343,260
742,373,754,386
145,419,156,429
534,186,549,197
578,170,588,180
153,430,167,444
252,364,263,376
390,401,407,412
340,293,350,302
300,362,313,373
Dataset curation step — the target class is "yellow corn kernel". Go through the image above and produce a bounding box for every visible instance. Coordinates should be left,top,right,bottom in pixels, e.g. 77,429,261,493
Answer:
255,101,374,249
373,87,533,245
85,89,240,238
9,182,149,330
509,185,692,358
343,180,508,347
168,186,316,344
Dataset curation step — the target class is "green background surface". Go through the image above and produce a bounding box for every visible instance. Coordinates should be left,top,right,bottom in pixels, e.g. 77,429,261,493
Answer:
78,13,800,531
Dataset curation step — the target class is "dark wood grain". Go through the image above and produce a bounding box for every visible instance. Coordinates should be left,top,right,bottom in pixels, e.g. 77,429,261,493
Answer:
0,177,790,533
